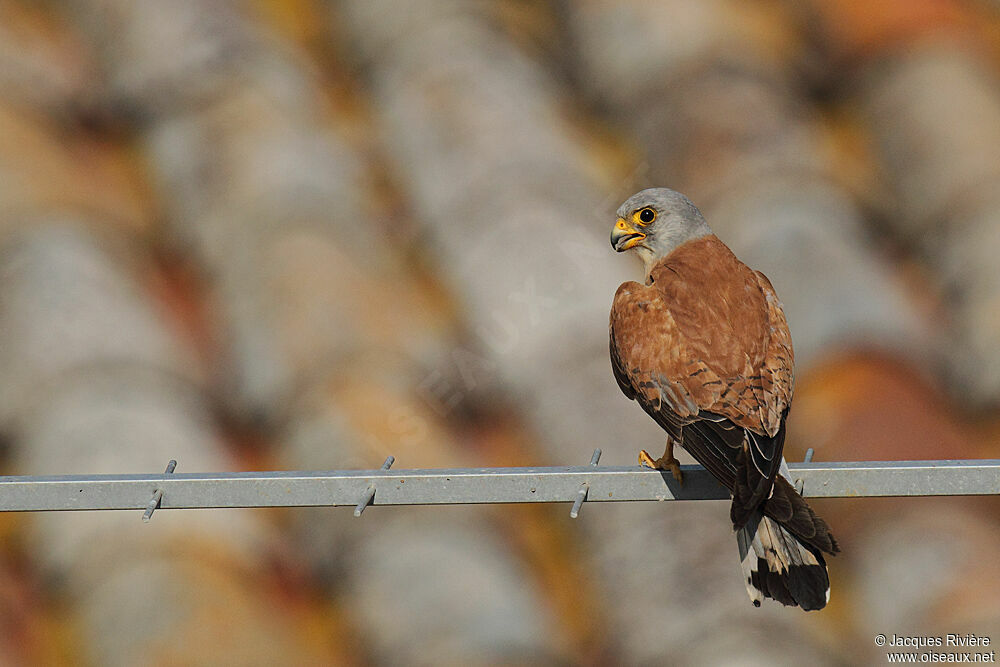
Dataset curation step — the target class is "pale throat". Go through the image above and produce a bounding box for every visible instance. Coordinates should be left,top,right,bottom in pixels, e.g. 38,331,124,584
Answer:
634,246,660,281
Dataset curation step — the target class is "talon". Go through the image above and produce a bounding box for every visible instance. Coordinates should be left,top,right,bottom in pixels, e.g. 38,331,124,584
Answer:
638,450,684,485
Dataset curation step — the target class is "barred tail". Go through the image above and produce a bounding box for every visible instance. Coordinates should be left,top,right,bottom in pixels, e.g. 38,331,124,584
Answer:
736,461,839,611
737,512,830,610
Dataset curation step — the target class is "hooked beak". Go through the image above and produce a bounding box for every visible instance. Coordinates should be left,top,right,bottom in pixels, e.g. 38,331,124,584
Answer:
611,217,645,252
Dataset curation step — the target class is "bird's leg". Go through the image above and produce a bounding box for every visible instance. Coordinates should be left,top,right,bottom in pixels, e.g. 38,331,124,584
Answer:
638,435,684,485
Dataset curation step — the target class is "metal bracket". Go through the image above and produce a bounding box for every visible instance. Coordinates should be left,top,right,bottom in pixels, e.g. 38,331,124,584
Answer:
569,449,602,518
354,456,395,517
795,448,815,495
142,460,177,522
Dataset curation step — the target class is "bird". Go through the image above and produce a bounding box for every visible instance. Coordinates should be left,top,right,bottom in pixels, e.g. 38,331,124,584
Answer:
608,187,839,611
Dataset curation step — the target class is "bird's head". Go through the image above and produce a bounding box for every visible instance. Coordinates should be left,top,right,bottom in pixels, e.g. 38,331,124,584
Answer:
611,187,712,274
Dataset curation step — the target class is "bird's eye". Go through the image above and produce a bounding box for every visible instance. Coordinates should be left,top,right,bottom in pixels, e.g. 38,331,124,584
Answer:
637,208,656,224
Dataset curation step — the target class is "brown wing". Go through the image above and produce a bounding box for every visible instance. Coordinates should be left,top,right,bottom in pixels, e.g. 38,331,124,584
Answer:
610,279,726,433
609,237,795,524
752,269,795,431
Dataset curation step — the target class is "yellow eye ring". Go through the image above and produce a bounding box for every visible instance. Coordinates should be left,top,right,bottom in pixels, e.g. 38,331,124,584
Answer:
636,207,656,225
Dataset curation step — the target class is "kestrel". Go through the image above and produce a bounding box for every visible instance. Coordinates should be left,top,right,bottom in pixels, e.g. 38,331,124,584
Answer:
609,188,839,610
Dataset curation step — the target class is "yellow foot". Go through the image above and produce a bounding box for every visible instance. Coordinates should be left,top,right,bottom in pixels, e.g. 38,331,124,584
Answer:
638,449,684,485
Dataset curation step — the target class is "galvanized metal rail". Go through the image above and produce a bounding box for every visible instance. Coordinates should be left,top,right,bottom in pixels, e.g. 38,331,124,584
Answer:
0,455,996,519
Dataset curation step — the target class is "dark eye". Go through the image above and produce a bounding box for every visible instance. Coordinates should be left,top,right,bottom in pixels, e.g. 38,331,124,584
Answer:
638,208,656,224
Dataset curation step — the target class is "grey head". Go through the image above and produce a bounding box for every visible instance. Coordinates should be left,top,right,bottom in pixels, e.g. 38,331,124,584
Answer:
611,187,712,276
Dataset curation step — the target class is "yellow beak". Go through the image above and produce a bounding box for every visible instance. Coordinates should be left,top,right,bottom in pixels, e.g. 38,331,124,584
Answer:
611,217,645,252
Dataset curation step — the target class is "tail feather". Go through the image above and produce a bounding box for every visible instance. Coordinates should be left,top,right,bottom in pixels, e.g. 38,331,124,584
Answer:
738,512,830,611
764,476,839,555
736,460,838,611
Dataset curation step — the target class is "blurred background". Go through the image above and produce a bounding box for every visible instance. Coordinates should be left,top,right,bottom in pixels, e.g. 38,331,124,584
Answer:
0,0,999,664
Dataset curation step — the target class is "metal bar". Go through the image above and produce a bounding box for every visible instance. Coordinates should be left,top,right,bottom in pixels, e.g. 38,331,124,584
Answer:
0,460,994,512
